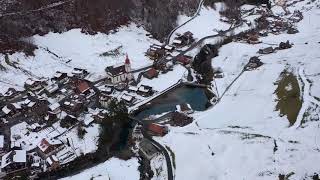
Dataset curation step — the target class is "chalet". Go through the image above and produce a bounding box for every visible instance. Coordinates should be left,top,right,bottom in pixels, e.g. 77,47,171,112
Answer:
258,47,274,54
143,68,159,79
44,112,57,122
137,85,153,97
71,68,88,78
96,85,113,94
62,100,83,115
164,45,175,52
146,47,166,60
121,93,135,104
83,114,95,127
105,55,133,84
45,83,59,95
176,55,192,66
147,123,168,136
1,150,27,173
1,104,20,117
3,88,19,99
24,78,44,91
245,56,263,70
46,155,60,171
176,103,194,114
49,103,61,114
213,67,224,78
37,138,63,158
73,80,91,94
52,71,68,82
173,31,194,46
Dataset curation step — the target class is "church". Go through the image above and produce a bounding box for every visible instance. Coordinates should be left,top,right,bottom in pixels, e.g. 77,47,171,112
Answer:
105,54,133,84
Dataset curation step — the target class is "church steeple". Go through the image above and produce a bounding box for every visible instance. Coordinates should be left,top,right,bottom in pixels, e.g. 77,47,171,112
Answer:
125,54,131,73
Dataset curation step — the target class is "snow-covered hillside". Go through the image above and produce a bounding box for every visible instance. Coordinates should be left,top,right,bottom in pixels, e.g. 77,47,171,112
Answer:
156,1,320,179
0,23,159,93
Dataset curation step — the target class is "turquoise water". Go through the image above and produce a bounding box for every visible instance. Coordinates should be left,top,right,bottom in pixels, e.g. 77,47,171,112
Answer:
135,86,208,119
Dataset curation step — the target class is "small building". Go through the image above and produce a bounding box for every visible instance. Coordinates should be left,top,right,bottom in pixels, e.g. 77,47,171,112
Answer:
71,68,88,78
105,55,133,84
52,71,68,82
213,67,224,78
24,78,44,91
37,138,62,158
99,93,112,108
1,150,27,173
128,86,138,93
146,47,166,60
173,31,194,47
46,155,60,171
45,84,59,95
172,39,182,46
121,93,135,104
143,68,159,79
164,45,175,52
62,100,84,115
96,85,113,94
176,103,194,114
147,123,168,136
49,103,61,114
258,47,274,54
176,55,192,66
74,80,91,94
137,85,153,97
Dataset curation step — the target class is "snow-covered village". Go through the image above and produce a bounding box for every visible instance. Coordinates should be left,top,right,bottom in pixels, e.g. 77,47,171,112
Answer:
0,0,320,179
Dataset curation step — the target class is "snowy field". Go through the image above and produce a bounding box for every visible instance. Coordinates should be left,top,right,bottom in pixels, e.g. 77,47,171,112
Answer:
156,1,320,179
60,158,139,180
0,23,159,93
170,3,230,43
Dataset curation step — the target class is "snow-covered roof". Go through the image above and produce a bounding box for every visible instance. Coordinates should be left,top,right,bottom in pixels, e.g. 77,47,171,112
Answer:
128,86,138,92
12,103,22,109
46,84,59,93
25,79,36,86
173,39,182,44
2,106,11,114
0,135,4,148
165,45,174,50
49,103,60,111
1,150,27,168
27,101,36,108
84,116,95,126
46,156,53,165
121,94,133,102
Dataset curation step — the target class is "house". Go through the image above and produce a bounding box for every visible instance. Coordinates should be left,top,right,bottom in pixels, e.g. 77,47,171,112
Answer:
98,93,112,108
128,86,138,93
176,55,192,66
49,103,61,114
45,83,59,95
147,123,168,136
51,71,68,82
46,155,60,171
143,68,159,79
173,31,194,46
71,68,88,78
105,54,133,84
37,138,63,158
213,67,224,78
1,150,27,173
3,88,20,100
137,85,153,97
62,100,84,115
121,93,135,104
258,47,274,54
146,47,166,60
73,80,91,94
176,103,194,114
24,78,44,91
96,85,113,94
245,56,263,70
1,104,20,117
